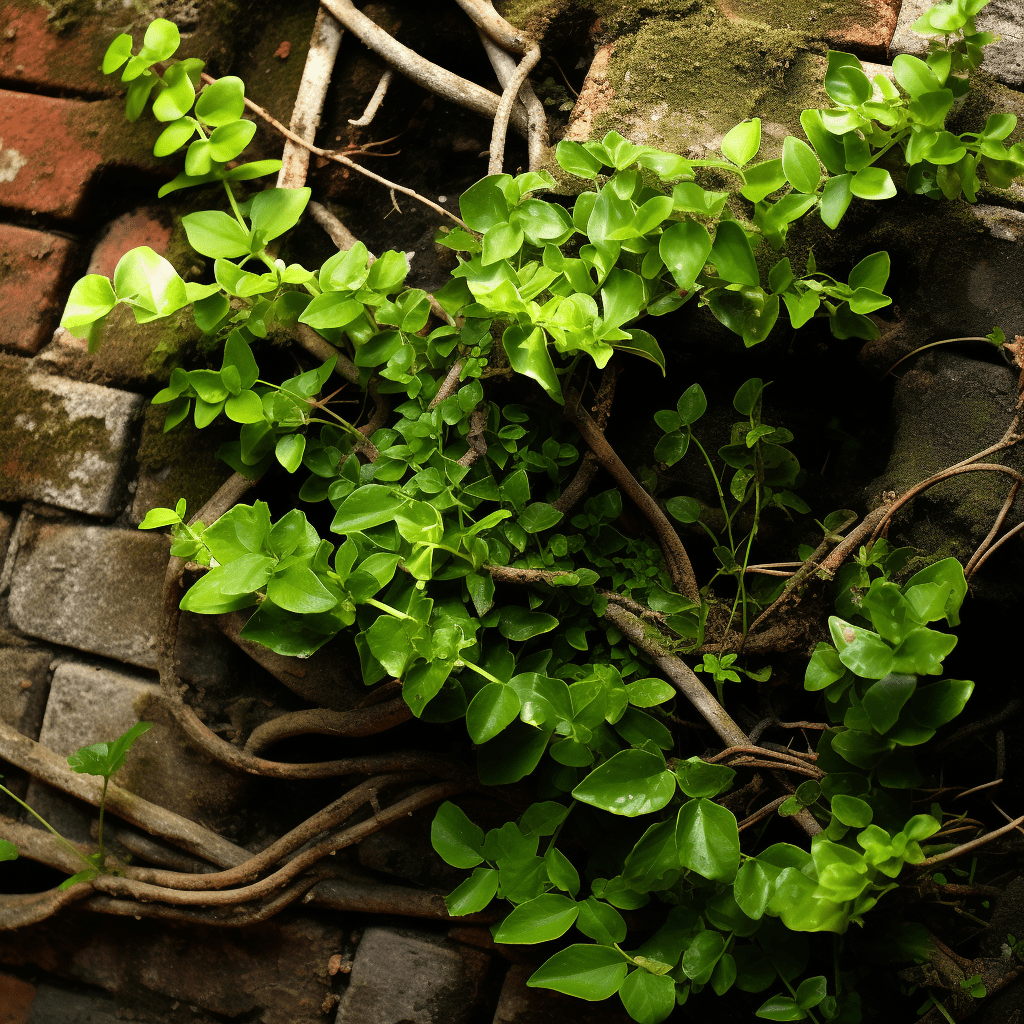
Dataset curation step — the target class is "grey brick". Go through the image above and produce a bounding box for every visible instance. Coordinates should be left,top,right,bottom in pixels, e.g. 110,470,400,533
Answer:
0,356,144,517
892,0,1024,89
334,927,490,1024
0,644,52,738
7,517,168,668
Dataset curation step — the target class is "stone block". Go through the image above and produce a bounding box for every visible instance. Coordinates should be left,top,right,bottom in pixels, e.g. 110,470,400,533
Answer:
0,226,79,356
0,913,341,1024
0,91,160,223
714,0,900,60
7,518,168,668
493,964,632,1024
27,660,247,841
0,645,52,739
892,0,1024,88
0,358,144,517
564,14,829,160
130,404,235,526
334,927,491,1024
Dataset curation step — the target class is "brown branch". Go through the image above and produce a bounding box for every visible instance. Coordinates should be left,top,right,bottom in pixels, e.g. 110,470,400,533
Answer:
458,406,489,468
567,391,699,602
92,782,463,908
554,362,622,515
308,200,362,251
319,0,529,140
429,359,465,409
277,7,344,189
200,70,470,230
737,796,788,832
965,481,1019,577
242,699,411,756
873,464,1024,544
0,885,95,931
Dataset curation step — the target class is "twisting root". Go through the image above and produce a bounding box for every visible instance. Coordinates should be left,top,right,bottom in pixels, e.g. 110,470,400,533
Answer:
0,886,95,931
477,30,548,170
454,0,527,53
566,389,700,602
319,0,529,140
965,480,1019,577
602,606,821,838
487,42,541,175
125,775,417,889
349,69,394,126
277,7,344,189
242,699,412,756
92,782,463,908
0,723,247,868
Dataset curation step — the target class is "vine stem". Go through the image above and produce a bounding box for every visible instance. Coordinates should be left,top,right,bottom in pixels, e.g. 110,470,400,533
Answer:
0,783,94,872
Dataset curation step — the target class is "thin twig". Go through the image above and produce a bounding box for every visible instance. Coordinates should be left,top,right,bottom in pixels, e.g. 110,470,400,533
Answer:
737,796,789,832
458,407,489,467
965,481,1018,577
200,71,471,230
349,69,393,126
308,200,362,250
278,7,344,189
873,464,1024,543
915,814,1024,869
967,519,1024,577
429,359,465,409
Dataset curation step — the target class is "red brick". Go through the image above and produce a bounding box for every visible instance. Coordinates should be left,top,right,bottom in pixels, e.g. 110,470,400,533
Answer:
0,971,35,1024
0,91,161,222
87,207,172,279
0,225,78,355
0,2,119,97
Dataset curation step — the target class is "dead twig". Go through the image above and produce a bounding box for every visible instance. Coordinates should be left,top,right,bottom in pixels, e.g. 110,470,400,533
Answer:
277,7,344,189
429,359,465,409
458,407,489,468
200,71,471,230
915,813,1024,870
349,69,393,126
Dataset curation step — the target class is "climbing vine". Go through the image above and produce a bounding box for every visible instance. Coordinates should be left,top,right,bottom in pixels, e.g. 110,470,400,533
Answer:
10,1,1021,1019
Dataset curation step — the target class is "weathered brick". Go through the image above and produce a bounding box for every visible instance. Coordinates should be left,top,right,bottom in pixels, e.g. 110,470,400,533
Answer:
0,225,79,356
334,927,491,1024
0,1,119,97
0,645,52,739
892,0,1024,88
0,91,160,222
714,0,901,59
27,660,247,839
0,356,144,516
6,517,168,667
